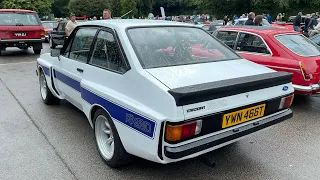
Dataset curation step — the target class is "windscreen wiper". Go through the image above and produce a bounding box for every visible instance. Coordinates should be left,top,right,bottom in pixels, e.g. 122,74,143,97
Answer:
16,23,24,26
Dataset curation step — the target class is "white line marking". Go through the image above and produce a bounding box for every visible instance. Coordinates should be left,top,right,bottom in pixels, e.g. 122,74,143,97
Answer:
0,61,36,66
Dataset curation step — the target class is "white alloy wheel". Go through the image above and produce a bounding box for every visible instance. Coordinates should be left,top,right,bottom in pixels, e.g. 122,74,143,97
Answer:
39,72,47,100
95,115,115,160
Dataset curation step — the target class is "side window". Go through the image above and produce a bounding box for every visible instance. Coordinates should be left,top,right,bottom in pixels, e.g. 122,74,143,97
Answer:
90,30,127,73
57,23,63,31
236,33,270,54
215,31,238,49
67,28,97,63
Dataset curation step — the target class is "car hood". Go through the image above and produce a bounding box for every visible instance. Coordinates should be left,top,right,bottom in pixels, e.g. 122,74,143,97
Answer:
146,59,275,89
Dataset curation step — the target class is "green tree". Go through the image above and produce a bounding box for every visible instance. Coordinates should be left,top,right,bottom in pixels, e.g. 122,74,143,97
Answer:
2,0,54,16
111,0,122,17
120,0,138,18
69,0,109,18
52,0,70,17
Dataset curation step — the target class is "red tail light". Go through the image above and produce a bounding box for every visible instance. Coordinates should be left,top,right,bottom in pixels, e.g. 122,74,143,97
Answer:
165,120,202,142
299,61,312,80
40,30,45,38
279,94,294,109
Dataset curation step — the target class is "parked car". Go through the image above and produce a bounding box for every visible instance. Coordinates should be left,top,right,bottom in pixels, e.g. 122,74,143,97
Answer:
214,26,320,95
49,20,85,48
231,18,271,26
41,21,58,42
310,34,320,46
36,20,294,167
0,9,44,55
271,15,306,32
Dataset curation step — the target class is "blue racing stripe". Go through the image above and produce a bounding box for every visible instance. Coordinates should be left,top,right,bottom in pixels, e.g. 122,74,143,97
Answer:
81,87,156,139
40,65,50,76
53,69,156,138
53,69,81,92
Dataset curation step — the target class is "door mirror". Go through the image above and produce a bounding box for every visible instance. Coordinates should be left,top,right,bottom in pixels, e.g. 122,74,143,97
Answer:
51,49,61,57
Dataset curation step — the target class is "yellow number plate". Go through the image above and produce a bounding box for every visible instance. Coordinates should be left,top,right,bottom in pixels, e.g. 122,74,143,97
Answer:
222,104,266,129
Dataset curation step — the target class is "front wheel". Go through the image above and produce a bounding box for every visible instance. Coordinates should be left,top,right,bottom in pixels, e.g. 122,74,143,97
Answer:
94,109,132,168
39,70,60,105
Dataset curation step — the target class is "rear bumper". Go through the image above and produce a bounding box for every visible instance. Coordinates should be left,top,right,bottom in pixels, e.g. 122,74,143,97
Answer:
0,39,44,43
164,109,292,159
293,84,320,92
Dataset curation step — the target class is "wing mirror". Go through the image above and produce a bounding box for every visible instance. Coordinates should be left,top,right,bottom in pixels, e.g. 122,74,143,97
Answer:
51,49,61,57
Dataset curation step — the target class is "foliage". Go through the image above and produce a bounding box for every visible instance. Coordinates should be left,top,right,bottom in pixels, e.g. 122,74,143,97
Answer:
111,0,122,17
69,0,110,17
2,0,54,16
52,0,70,17
120,0,138,18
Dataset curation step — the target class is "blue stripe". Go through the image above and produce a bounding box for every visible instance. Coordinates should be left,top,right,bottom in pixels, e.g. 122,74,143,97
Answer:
53,69,81,92
39,64,50,76
53,69,156,139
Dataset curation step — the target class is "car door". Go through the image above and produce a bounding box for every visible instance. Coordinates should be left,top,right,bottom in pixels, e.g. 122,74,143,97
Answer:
52,27,98,110
235,32,272,66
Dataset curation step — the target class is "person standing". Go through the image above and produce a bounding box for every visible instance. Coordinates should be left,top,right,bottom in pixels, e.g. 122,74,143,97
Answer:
245,12,255,25
254,15,263,26
267,14,272,23
223,15,228,25
293,12,302,32
309,18,320,37
304,14,311,33
65,14,78,36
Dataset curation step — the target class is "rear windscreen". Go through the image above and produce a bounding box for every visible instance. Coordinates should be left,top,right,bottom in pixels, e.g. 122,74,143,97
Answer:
0,12,40,26
276,34,320,57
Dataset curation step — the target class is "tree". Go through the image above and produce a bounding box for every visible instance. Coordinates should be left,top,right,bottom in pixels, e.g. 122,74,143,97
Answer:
120,0,138,18
111,0,122,17
69,0,110,18
2,0,54,16
52,0,70,17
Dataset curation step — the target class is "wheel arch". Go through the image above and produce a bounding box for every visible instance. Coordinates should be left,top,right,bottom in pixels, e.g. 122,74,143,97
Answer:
89,104,113,127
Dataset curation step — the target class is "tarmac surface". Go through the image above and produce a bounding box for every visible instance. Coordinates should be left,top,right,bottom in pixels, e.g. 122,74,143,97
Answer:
0,44,320,180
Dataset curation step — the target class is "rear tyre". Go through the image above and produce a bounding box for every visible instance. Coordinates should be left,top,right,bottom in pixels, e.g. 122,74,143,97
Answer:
94,109,133,168
39,70,60,105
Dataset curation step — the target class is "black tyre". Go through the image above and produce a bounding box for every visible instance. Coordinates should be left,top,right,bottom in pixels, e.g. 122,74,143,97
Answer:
49,37,56,49
39,69,60,105
94,109,133,168
34,49,41,54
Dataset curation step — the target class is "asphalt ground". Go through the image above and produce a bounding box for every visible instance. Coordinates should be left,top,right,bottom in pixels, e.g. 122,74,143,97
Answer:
0,44,320,180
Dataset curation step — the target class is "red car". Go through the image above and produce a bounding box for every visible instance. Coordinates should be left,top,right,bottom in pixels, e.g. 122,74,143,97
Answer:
41,21,58,42
0,9,45,55
214,26,320,95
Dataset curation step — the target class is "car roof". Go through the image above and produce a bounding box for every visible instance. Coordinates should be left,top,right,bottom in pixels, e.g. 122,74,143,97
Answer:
42,21,57,23
0,9,36,13
78,19,196,30
218,26,298,35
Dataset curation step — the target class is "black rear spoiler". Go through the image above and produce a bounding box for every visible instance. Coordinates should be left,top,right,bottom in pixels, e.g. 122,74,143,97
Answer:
168,72,293,106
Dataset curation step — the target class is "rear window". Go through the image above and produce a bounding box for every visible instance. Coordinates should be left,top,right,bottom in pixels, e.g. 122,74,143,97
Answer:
0,12,40,26
42,22,58,28
127,27,239,69
276,34,320,57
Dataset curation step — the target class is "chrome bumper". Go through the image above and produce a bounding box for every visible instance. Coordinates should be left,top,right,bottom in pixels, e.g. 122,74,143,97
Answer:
293,84,320,92
164,109,292,159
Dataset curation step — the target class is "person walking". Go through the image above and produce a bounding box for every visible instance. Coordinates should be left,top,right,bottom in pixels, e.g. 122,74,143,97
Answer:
223,15,228,25
65,14,78,36
254,15,263,26
267,14,272,23
293,12,302,32
245,12,255,25
309,18,320,37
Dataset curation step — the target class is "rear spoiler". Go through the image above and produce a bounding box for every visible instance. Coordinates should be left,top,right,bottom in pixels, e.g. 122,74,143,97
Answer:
168,72,293,106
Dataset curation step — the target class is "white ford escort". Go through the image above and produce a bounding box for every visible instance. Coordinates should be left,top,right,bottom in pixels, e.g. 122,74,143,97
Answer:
36,20,294,167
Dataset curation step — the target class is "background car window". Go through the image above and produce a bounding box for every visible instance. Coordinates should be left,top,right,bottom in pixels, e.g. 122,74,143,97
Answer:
0,13,40,26
90,31,127,73
68,28,97,62
276,34,320,57
215,31,238,49
236,33,270,54
127,27,239,69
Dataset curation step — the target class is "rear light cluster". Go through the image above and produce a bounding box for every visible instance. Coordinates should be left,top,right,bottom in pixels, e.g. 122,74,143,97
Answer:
279,94,294,109
165,120,202,142
40,30,45,38
299,61,312,80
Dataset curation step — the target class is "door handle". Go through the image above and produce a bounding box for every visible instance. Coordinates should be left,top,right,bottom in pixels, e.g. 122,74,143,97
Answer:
77,68,84,73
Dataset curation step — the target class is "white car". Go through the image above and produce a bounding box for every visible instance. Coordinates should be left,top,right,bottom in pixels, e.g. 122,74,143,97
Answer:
231,18,271,26
36,19,294,168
